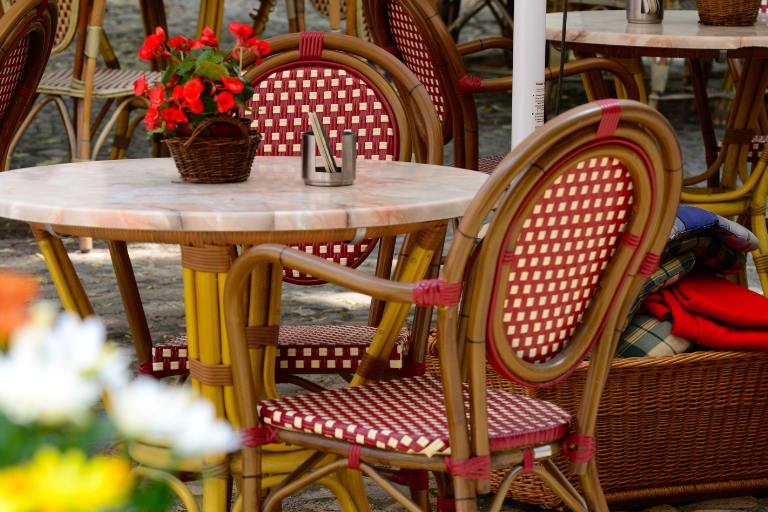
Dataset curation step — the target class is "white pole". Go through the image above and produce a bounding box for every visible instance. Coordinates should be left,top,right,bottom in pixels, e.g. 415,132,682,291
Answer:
511,0,546,147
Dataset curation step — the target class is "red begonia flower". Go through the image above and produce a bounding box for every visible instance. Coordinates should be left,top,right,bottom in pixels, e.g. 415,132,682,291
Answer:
138,26,166,60
133,75,148,96
200,26,218,47
187,98,205,114
168,35,191,52
144,108,160,130
172,85,184,101
220,77,245,94
228,22,253,41
215,91,235,113
183,78,204,103
148,85,165,107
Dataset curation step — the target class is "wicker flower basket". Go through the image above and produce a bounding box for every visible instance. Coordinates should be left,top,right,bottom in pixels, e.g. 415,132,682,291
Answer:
425,349,768,508
164,116,260,184
695,0,760,26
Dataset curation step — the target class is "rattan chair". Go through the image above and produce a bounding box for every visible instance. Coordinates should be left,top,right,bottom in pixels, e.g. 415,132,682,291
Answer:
5,0,159,167
222,99,682,511
143,31,442,380
364,0,641,172
127,33,442,509
0,0,56,166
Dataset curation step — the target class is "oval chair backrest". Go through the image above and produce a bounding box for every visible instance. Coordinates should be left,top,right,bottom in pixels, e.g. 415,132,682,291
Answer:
447,100,682,388
0,0,55,166
308,0,347,19
5,0,74,54
366,0,453,143
243,32,440,285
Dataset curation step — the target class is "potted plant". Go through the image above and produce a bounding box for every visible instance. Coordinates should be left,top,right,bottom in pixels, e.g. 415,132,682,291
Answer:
134,23,270,183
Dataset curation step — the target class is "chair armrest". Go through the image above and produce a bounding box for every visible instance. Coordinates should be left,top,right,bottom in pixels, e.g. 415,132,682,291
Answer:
478,76,513,92
457,36,513,56
545,57,640,101
230,244,419,304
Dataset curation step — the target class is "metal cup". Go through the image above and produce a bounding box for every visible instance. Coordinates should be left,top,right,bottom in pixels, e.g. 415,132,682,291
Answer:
301,131,356,186
626,0,663,24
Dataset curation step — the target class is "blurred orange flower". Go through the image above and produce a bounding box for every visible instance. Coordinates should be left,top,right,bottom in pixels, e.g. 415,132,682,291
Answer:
0,270,38,344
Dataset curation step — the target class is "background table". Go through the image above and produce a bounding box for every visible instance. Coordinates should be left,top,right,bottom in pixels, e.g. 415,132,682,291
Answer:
546,10,768,168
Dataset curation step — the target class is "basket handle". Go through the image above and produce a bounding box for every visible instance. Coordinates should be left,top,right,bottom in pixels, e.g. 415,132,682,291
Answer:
183,116,251,148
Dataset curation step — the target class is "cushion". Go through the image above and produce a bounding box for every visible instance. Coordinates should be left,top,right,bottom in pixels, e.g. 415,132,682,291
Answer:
258,374,571,456
145,325,411,378
617,315,693,358
663,236,745,275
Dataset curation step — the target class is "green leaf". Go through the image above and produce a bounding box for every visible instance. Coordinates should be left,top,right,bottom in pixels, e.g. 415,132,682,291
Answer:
195,60,229,81
161,64,177,86
176,59,195,76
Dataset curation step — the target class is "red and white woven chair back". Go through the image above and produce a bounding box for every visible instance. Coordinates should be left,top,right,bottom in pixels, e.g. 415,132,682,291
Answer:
7,0,75,54
308,0,348,18
385,0,449,130
245,53,401,284
0,0,55,164
488,157,633,370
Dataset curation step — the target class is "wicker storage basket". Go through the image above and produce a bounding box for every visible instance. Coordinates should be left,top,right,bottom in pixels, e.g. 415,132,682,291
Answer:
425,350,768,508
164,116,260,184
695,0,760,26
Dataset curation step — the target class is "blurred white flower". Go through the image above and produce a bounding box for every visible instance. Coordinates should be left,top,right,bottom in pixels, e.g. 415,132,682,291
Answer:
0,357,100,425
0,308,130,425
110,377,241,457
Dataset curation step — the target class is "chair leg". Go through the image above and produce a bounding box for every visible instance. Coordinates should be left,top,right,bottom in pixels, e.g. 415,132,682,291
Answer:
578,460,608,512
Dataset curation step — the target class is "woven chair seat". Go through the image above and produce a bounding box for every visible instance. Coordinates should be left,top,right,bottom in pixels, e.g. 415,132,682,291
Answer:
147,325,411,378
38,68,162,99
258,374,571,456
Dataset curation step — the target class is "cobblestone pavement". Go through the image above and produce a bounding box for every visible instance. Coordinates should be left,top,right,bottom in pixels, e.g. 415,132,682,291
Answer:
1,1,767,510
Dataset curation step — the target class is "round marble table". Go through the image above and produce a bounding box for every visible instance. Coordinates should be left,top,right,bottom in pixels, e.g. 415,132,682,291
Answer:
0,156,486,510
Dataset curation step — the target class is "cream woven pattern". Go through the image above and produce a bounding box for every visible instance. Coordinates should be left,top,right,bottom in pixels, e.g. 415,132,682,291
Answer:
498,158,634,363
259,374,571,456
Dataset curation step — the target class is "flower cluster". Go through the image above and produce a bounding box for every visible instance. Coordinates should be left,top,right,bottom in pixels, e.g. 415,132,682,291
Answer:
0,273,241,511
134,22,269,137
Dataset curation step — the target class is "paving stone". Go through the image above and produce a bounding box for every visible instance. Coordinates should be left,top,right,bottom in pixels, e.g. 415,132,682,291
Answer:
681,497,760,512
642,505,680,512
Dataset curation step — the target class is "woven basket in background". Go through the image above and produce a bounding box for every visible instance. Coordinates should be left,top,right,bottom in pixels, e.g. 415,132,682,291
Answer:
425,345,768,508
164,116,260,184
695,0,760,25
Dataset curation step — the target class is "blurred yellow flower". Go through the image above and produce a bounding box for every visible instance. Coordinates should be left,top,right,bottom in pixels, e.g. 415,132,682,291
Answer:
0,447,135,511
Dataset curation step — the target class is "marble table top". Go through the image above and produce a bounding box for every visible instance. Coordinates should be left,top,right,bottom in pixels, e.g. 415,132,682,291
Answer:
0,157,487,234
546,10,768,56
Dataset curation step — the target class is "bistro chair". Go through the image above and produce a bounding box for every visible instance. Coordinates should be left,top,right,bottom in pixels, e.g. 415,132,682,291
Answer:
364,0,641,172
127,32,443,511
222,98,682,511
5,0,159,167
0,0,56,167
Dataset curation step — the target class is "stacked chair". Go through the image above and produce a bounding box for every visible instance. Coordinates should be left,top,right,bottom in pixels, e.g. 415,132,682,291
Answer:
128,32,444,511
364,0,641,172
0,0,56,166
223,99,682,511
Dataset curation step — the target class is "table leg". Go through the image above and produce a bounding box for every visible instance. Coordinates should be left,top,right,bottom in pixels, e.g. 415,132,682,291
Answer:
108,241,153,366
31,227,93,318
688,58,719,174
197,0,225,37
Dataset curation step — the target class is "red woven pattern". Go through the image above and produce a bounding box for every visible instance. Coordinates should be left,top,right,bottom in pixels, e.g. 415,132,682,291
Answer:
283,240,377,285
53,0,74,48
495,157,634,363
719,135,767,164
387,0,447,124
308,0,348,18
147,326,410,377
276,325,410,374
258,374,570,455
0,34,30,123
246,64,398,160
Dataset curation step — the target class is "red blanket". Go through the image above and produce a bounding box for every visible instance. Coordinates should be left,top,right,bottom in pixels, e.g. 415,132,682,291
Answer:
642,273,768,350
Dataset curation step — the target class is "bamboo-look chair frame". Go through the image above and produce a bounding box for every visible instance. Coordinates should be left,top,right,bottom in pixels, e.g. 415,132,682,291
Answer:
678,54,768,295
5,0,155,171
222,99,682,512
364,0,641,172
0,0,56,167
126,33,443,510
